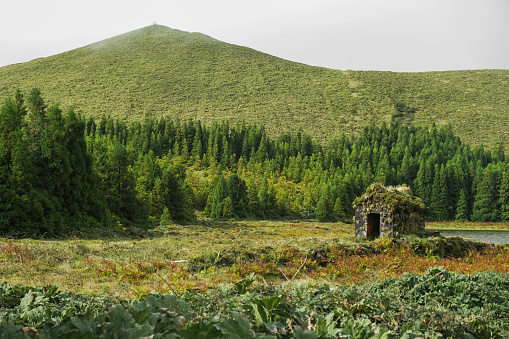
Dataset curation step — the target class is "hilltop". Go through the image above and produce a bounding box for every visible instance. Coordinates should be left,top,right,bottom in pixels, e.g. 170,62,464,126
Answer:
0,25,507,147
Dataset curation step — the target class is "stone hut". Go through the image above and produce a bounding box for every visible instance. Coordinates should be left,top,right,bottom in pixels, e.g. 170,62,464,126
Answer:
353,183,427,238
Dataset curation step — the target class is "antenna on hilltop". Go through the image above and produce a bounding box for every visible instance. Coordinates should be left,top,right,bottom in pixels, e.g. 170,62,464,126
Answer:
153,21,157,26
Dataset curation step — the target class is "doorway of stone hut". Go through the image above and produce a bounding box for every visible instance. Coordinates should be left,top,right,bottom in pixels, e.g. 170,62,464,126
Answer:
367,213,381,238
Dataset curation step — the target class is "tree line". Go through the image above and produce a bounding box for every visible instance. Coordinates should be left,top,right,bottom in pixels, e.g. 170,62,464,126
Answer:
0,89,507,236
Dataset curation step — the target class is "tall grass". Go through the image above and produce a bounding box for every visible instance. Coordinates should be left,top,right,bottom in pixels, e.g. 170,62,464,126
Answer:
1,220,508,298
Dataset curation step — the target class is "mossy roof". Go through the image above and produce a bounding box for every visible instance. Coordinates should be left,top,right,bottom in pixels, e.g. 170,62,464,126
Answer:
353,183,428,219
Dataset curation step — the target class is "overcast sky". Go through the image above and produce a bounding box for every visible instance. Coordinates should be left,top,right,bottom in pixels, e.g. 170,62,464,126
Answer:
1,0,508,72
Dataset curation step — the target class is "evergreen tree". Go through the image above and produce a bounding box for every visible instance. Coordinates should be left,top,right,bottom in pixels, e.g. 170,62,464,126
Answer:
315,185,335,221
149,177,166,221
429,164,448,221
258,177,277,218
226,173,248,218
414,157,433,207
493,142,505,163
27,88,46,125
333,197,345,219
204,190,214,217
31,104,72,233
190,122,203,160
472,167,500,222
134,151,159,207
2,87,508,234
246,176,261,217
160,207,172,225
63,108,106,224
499,171,509,222
376,152,392,185
161,164,195,222
0,96,32,234
102,140,145,222
210,175,227,219
397,151,412,185
455,188,469,222
222,197,234,219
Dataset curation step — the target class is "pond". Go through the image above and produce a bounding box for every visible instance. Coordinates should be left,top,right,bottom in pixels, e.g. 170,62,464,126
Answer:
428,229,509,244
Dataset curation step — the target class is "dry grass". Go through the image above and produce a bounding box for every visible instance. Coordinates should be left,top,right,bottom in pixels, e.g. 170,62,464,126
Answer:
1,219,508,299
0,220,352,297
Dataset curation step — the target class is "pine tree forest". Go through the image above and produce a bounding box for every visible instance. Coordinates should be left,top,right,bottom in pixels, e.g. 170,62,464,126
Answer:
1,89,508,237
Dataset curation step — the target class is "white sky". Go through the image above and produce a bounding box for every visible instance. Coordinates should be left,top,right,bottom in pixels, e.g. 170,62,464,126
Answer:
1,0,508,72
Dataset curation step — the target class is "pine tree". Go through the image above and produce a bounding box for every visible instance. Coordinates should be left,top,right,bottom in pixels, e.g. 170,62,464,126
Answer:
472,167,500,222
0,96,32,234
134,151,158,207
27,88,46,125
292,153,303,183
246,176,261,217
499,171,509,222
222,197,234,219
204,193,214,217
180,135,190,163
414,157,433,206
258,177,278,218
103,140,146,222
160,207,172,225
161,164,195,222
333,197,345,219
226,173,248,218
315,185,334,221
258,177,270,218
0,97,26,180
429,164,448,221
31,104,72,233
376,152,392,185
63,108,106,224
455,188,469,222
277,190,291,216
493,142,505,163
26,89,47,183
397,152,412,185
149,177,166,221
190,122,203,161
255,136,268,163
210,175,227,219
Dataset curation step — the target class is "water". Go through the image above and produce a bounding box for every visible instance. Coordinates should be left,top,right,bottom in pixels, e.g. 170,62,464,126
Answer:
429,229,509,244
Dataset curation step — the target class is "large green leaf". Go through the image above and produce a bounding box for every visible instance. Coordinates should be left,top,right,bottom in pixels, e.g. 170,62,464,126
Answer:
215,311,275,339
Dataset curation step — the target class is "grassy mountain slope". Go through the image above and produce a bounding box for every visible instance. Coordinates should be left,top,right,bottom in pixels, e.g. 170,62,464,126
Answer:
0,25,508,147
350,70,509,147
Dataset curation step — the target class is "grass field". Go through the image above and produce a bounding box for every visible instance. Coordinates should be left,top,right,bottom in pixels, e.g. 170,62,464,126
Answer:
1,219,508,300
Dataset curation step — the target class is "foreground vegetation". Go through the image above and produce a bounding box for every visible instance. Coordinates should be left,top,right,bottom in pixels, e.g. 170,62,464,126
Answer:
1,222,509,338
0,25,508,149
2,267,509,338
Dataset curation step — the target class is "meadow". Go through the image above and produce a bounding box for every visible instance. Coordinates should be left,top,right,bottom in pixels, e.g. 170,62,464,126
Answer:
1,219,508,298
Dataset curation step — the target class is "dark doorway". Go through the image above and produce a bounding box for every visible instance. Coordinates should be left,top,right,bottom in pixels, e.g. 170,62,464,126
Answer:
367,213,381,237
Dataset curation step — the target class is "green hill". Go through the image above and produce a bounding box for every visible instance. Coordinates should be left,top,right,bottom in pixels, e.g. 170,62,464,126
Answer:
0,25,508,147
